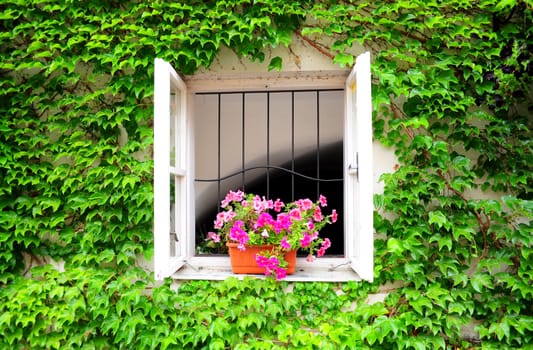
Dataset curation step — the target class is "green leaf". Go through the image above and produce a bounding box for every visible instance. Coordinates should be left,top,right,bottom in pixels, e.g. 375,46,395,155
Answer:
208,338,226,350
333,53,354,67
489,320,511,341
209,317,230,338
452,156,470,171
268,56,283,71
386,237,403,254
430,234,452,251
406,68,426,85
495,0,517,10
470,273,493,293
428,211,448,229
452,226,475,242
300,27,323,36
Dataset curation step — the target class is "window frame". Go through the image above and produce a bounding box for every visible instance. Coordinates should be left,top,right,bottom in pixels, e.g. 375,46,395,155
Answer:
153,58,191,280
153,53,373,282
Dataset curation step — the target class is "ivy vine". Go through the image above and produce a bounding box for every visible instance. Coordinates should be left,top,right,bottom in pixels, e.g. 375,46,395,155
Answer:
0,0,531,349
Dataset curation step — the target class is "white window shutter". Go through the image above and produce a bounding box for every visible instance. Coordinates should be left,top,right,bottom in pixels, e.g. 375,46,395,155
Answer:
344,52,374,282
153,58,189,280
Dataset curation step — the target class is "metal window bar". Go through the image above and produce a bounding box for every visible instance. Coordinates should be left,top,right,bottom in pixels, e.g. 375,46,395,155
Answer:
266,92,270,196
291,91,295,201
316,91,320,198
216,93,221,211
195,89,344,204
241,93,246,190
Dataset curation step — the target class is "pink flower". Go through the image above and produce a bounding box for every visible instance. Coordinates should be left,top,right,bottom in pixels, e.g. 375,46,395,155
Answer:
317,239,330,257
307,221,315,230
214,218,224,229
317,247,326,257
274,213,291,233
306,254,316,262
255,255,269,268
214,209,236,229
281,236,291,250
228,211,237,221
331,209,338,223
252,195,273,213
229,220,249,246
313,206,323,222
214,210,228,229
322,238,331,249
274,267,287,280
256,254,282,278
297,198,313,211
221,190,244,207
252,195,263,212
268,256,280,268
254,212,274,229
273,199,284,212
289,208,302,220
300,232,313,248
207,232,220,243
319,195,328,207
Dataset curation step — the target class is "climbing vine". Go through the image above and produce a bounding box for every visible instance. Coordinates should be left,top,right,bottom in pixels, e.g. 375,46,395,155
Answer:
0,0,531,348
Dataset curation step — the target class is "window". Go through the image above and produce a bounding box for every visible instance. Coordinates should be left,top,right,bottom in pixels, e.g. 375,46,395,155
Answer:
153,53,373,282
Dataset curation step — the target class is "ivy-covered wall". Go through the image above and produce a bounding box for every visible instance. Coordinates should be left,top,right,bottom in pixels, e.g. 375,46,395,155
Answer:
1,0,531,348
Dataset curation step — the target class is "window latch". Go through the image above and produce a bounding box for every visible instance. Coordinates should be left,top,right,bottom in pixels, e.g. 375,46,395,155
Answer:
170,232,178,241
348,153,359,179
170,232,178,256
348,164,358,176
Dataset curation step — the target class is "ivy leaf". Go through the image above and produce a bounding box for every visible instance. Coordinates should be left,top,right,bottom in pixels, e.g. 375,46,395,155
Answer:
300,27,323,36
333,53,354,67
489,320,511,341
452,156,470,171
386,237,403,255
428,211,449,229
452,225,475,242
208,338,226,350
429,234,452,251
209,317,230,338
470,273,493,293
268,56,283,71
495,0,517,10
406,68,426,85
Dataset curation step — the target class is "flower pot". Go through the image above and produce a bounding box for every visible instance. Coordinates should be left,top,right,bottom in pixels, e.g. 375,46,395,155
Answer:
226,242,296,275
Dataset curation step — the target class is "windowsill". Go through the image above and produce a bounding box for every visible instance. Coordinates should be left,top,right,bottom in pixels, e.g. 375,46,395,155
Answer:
170,256,362,282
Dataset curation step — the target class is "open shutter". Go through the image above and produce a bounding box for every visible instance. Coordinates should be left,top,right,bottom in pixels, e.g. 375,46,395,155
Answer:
344,52,373,282
154,58,189,280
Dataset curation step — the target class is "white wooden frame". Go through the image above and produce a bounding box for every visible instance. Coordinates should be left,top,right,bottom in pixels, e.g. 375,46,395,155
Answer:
153,53,373,282
153,58,191,280
344,52,374,282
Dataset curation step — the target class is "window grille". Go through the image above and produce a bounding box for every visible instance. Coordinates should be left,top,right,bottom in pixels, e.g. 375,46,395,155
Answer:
194,90,345,255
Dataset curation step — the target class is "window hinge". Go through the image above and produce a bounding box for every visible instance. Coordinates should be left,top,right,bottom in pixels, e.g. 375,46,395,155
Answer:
184,261,200,272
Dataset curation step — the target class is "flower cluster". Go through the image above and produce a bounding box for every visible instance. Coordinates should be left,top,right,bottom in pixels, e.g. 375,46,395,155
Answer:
207,190,337,280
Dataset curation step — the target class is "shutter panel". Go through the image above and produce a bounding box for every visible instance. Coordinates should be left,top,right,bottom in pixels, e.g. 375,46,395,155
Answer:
344,52,374,282
154,58,189,280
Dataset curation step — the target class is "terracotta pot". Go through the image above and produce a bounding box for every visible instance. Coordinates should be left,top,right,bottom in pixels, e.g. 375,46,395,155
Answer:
226,242,296,274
